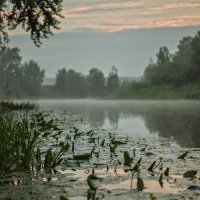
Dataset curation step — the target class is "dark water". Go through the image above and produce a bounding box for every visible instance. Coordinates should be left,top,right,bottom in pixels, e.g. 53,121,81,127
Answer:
38,99,200,148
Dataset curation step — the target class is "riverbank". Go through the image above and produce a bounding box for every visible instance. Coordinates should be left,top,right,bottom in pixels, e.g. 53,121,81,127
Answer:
118,83,200,100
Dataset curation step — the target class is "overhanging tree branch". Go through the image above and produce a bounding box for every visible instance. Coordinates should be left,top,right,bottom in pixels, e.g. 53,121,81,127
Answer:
0,0,64,47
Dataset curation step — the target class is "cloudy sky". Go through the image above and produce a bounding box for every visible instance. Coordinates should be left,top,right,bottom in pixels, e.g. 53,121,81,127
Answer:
61,0,200,32
10,0,200,77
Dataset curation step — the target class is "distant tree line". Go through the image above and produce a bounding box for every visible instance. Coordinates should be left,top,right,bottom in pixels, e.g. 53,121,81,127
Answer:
143,31,200,86
54,66,119,98
0,47,44,98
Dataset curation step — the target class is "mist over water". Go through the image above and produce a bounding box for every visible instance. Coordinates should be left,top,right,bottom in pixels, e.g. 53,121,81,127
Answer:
38,99,200,148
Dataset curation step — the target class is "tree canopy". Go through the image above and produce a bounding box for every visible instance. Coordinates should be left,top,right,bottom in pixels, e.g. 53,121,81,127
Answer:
0,47,44,97
143,31,200,86
0,0,63,47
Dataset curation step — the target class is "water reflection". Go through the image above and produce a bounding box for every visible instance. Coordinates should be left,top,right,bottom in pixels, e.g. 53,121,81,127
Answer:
38,100,200,148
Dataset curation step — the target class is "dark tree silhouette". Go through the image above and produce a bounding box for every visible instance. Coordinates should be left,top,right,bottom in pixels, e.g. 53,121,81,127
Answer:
0,0,63,47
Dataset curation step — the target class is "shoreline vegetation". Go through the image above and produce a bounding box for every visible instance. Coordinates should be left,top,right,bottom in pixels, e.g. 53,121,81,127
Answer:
1,31,200,100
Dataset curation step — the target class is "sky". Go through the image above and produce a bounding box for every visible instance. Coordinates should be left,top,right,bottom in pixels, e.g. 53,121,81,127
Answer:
9,0,200,77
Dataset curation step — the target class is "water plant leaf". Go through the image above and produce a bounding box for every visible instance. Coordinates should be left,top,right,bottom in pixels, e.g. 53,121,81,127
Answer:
145,152,154,157
60,195,69,200
61,143,70,151
87,178,97,190
44,148,53,168
100,139,105,147
123,151,133,166
132,157,142,171
85,130,93,135
147,161,156,171
188,185,200,190
111,139,126,145
109,144,118,153
137,177,144,191
164,168,170,176
88,138,96,143
140,144,148,151
178,151,188,159
159,173,163,188
73,153,91,160
87,174,100,190
183,170,197,178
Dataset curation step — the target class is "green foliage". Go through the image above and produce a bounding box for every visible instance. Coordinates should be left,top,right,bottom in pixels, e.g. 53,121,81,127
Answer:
54,67,120,98
164,168,170,176
73,153,91,160
178,151,188,159
0,0,64,47
183,170,197,178
143,31,200,87
147,161,156,171
0,111,69,176
88,68,105,97
0,47,44,98
137,177,144,191
123,151,133,166
0,101,36,111
55,68,88,97
21,60,45,96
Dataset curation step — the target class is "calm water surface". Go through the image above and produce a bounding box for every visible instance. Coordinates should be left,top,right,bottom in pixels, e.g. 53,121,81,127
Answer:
38,99,200,148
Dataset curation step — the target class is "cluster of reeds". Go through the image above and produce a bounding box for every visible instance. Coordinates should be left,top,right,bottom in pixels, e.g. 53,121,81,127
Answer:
0,111,70,177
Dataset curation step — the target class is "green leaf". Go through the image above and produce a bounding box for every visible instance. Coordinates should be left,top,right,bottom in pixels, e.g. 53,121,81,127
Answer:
60,195,69,200
87,174,99,190
137,177,144,191
178,151,188,159
140,145,148,151
164,167,170,176
147,161,156,171
62,143,70,152
123,151,133,166
73,153,91,160
111,139,126,145
109,144,118,153
132,157,142,171
188,185,200,190
100,139,105,147
44,148,53,168
183,170,197,178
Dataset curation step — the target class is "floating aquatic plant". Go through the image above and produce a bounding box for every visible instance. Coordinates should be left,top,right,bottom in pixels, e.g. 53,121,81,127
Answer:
178,151,188,159
123,151,133,166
